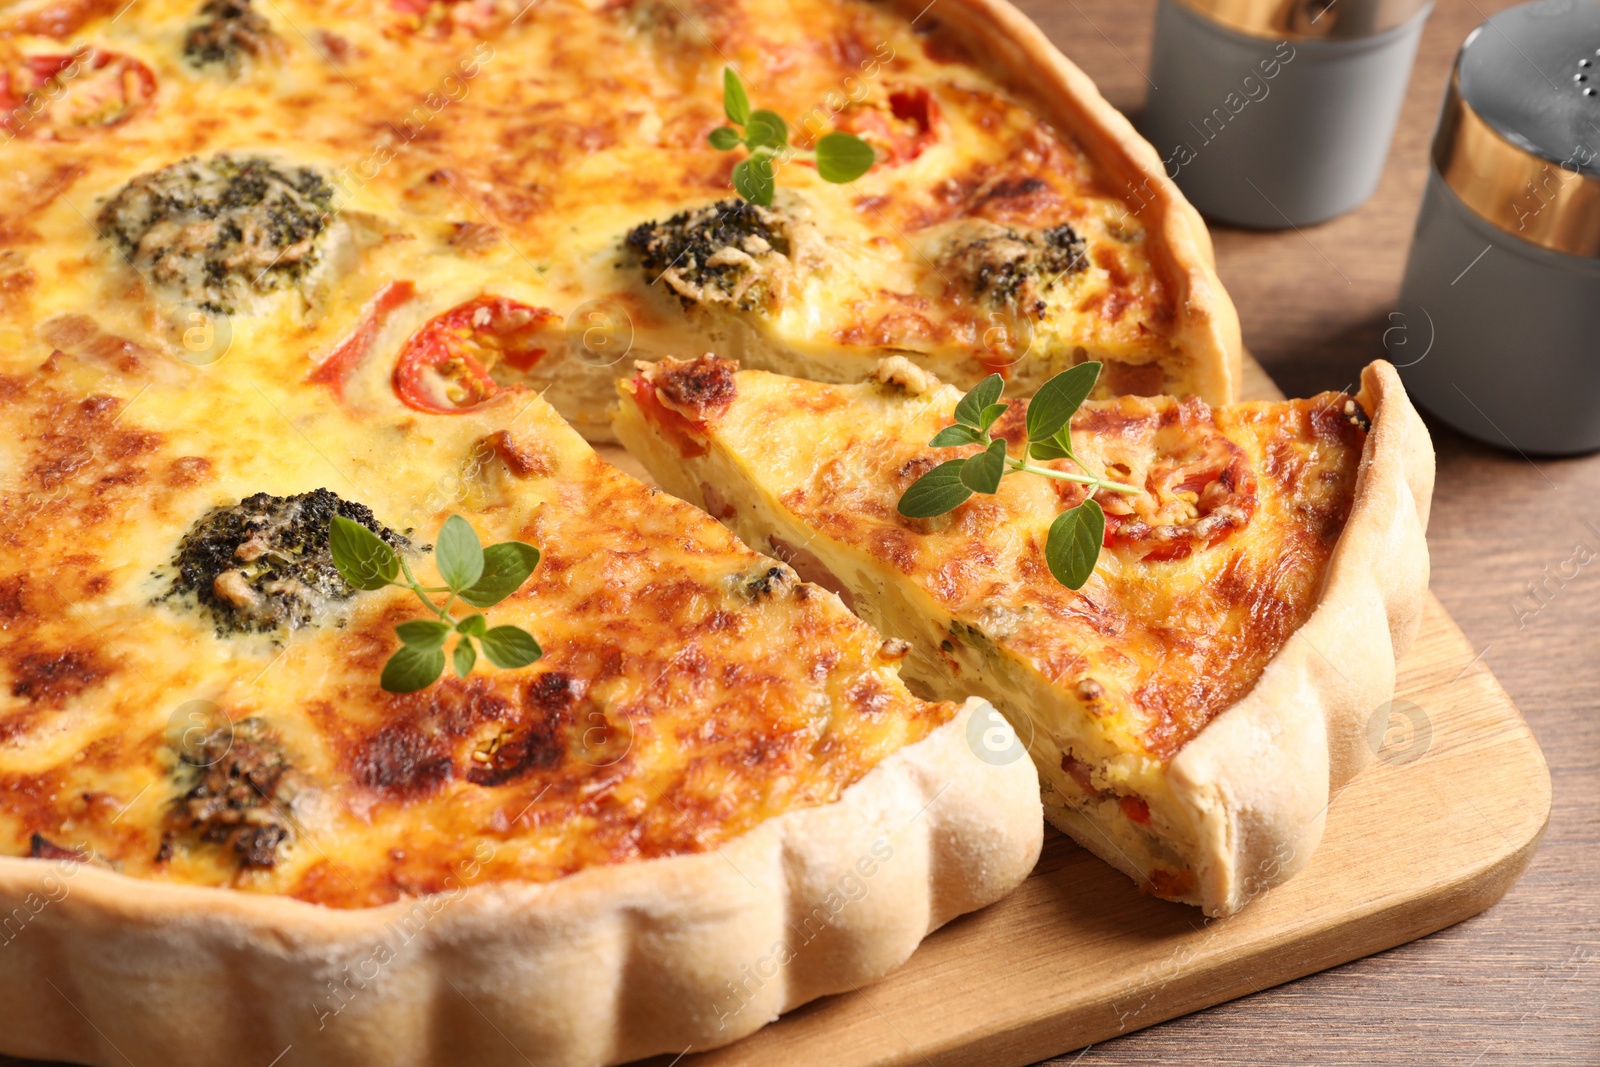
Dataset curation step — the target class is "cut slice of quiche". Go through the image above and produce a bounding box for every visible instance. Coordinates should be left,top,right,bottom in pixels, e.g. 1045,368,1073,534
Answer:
615,354,1434,915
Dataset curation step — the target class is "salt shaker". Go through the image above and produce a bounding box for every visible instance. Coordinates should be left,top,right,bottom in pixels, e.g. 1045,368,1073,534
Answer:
1141,0,1432,227
1397,0,1600,455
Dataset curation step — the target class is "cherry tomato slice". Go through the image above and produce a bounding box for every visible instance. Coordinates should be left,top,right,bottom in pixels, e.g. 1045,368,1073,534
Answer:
308,280,417,398
0,47,157,140
392,296,559,414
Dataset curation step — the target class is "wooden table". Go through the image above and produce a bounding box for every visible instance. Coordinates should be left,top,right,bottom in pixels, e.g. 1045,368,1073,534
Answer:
1008,0,1600,1063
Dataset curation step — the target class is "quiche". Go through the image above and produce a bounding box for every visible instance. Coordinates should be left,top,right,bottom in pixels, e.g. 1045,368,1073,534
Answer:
614,355,1434,915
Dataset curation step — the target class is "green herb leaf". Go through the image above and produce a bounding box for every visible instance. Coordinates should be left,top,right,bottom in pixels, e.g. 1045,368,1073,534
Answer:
744,108,788,150
1026,362,1101,442
960,438,1008,494
928,424,983,448
395,619,450,649
723,67,750,125
480,625,543,669
732,156,775,206
459,542,540,608
435,514,484,591
381,645,446,693
815,131,876,182
1029,427,1073,462
329,514,399,591
954,374,1004,428
453,638,477,678
456,613,488,636
708,126,742,151
978,402,1009,433
1045,499,1105,590
898,459,973,518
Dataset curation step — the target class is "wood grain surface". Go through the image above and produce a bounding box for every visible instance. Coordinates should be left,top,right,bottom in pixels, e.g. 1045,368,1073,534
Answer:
997,1,1600,1064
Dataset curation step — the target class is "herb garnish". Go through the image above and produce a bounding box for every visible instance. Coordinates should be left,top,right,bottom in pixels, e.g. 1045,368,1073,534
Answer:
329,514,542,693
709,67,876,206
897,362,1140,590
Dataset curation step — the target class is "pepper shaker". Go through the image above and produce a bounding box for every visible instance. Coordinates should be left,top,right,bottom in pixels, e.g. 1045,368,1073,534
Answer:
1141,0,1432,227
1397,0,1600,456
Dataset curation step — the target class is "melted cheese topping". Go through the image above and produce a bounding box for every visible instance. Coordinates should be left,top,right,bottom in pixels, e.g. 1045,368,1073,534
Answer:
0,344,948,904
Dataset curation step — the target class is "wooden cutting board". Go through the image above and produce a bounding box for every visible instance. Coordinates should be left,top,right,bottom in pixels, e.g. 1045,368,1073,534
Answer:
608,354,1553,1067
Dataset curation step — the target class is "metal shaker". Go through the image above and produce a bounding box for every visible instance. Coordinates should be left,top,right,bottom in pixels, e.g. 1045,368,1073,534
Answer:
1398,0,1600,456
1141,0,1432,227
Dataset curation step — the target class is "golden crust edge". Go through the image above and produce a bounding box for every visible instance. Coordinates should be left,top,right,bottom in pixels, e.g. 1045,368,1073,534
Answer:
0,698,1042,1067
891,0,1243,405
1166,360,1435,915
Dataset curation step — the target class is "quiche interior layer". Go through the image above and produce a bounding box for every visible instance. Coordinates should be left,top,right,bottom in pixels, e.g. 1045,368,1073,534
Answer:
1,0,1190,447
0,342,950,907
614,360,1366,895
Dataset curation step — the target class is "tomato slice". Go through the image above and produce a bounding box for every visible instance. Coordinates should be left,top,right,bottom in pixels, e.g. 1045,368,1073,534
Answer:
308,280,417,398
624,374,712,458
0,48,157,139
392,296,560,415
833,85,940,165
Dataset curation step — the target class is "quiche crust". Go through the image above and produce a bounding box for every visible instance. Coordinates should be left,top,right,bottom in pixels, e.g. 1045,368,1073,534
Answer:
615,360,1432,916
0,698,1039,1067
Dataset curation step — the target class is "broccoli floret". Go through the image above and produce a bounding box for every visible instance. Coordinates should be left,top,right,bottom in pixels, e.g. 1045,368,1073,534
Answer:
182,0,276,74
626,199,800,311
941,221,1088,317
164,488,409,636
169,717,294,870
97,153,335,314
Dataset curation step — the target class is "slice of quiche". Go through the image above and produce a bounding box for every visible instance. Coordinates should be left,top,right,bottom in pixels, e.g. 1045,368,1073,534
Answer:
0,331,1039,1066
615,354,1434,915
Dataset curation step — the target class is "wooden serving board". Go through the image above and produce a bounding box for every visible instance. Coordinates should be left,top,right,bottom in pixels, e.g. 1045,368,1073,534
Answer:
608,354,1552,1067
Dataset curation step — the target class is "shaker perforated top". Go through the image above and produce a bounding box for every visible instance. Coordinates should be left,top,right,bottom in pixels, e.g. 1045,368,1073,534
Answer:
1458,0,1600,175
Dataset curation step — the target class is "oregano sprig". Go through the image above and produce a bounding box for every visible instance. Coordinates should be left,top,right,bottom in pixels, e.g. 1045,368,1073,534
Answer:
329,514,542,693
897,362,1140,590
709,67,876,206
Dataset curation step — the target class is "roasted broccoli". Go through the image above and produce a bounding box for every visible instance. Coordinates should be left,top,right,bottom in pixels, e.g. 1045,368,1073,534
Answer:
170,717,295,870
939,220,1088,317
626,198,808,311
183,0,277,75
165,488,410,636
97,153,335,314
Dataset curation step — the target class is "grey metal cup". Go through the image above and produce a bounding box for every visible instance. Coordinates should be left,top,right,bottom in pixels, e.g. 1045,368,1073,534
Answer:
1398,169,1600,454
1142,0,1430,228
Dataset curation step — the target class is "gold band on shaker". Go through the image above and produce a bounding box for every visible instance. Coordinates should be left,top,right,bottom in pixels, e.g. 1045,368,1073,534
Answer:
1433,67,1600,258
1171,0,1429,40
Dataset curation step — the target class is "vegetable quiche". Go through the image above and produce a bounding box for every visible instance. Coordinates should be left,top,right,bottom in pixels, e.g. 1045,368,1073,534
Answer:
0,0,1338,1060
614,356,1435,915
